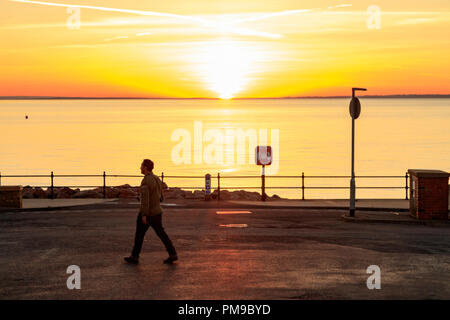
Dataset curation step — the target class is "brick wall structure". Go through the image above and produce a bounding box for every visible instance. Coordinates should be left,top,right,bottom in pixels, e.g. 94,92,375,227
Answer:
0,186,23,208
408,169,449,220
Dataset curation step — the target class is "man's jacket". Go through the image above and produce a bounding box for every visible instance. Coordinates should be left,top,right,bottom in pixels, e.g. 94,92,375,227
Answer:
139,173,164,216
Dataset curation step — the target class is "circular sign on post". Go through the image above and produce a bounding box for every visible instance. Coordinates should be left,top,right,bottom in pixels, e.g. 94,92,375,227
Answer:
349,97,361,119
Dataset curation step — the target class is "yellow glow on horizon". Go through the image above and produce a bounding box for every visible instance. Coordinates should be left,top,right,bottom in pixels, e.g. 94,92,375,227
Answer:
0,0,450,97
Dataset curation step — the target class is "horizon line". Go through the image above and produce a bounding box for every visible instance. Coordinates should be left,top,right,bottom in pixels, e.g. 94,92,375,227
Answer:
1,94,450,100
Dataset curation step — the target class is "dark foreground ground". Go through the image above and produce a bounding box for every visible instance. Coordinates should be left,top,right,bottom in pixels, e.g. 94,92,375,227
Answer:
0,203,449,299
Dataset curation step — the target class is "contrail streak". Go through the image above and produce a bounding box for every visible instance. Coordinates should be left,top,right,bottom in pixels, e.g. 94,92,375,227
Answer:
11,0,206,24
329,4,353,8
10,0,353,39
230,4,352,24
231,8,321,24
10,0,282,38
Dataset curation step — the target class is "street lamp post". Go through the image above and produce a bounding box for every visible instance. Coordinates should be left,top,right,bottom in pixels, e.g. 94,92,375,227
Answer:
349,87,367,217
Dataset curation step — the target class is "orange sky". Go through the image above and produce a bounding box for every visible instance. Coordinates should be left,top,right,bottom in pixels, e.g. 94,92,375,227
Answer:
1,0,450,98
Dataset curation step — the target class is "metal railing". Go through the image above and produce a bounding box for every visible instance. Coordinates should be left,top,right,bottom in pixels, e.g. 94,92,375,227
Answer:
0,171,410,200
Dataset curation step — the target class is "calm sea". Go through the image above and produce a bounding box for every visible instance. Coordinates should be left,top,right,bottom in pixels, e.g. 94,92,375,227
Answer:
1,98,449,199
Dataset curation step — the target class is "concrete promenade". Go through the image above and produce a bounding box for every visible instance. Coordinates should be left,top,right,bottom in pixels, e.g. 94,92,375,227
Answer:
6,198,420,211
21,198,117,209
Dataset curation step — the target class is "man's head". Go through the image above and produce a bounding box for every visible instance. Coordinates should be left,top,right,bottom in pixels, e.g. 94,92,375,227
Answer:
140,159,154,175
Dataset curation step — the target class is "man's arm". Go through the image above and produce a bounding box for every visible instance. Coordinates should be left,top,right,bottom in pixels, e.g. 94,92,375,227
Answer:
140,184,150,217
158,176,165,202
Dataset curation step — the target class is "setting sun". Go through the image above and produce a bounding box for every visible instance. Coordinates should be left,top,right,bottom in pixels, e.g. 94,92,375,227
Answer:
195,40,259,99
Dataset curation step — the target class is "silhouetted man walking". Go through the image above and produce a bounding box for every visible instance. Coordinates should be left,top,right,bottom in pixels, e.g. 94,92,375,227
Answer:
124,159,177,265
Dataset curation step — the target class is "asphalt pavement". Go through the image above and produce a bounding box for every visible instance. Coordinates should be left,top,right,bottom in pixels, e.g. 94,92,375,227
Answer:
0,203,449,299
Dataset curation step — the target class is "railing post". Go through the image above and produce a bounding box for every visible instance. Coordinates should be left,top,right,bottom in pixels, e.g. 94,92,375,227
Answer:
103,171,106,199
217,172,220,201
301,172,305,200
405,171,409,200
161,172,164,184
50,171,54,199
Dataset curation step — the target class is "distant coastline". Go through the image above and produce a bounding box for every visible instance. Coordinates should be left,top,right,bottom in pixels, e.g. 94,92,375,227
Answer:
1,94,450,100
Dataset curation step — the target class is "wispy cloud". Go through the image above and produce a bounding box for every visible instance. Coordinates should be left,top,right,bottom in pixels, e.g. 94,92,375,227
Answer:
136,32,152,37
104,35,129,42
396,18,438,26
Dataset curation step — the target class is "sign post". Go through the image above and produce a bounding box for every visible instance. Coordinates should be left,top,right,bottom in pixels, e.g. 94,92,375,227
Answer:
349,87,367,217
255,146,272,202
261,164,266,201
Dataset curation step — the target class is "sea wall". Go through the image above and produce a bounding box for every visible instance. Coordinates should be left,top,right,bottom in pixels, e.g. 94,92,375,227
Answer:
20,185,284,201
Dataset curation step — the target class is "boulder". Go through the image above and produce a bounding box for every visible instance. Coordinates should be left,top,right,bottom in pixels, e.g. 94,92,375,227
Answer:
132,187,140,194
92,187,124,198
45,187,64,198
56,187,78,199
217,190,231,200
118,188,138,199
33,187,47,199
248,192,262,201
72,189,102,198
210,189,218,199
105,187,120,198
183,190,195,199
22,186,34,199
229,190,261,201
117,184,132,188
164,188,185,199
268,194,281,201
234,190,246,200
192,190,205,199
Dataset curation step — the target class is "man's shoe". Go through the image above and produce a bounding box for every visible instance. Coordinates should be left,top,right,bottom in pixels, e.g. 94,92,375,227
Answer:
163,254,178,264
124,256,139,264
